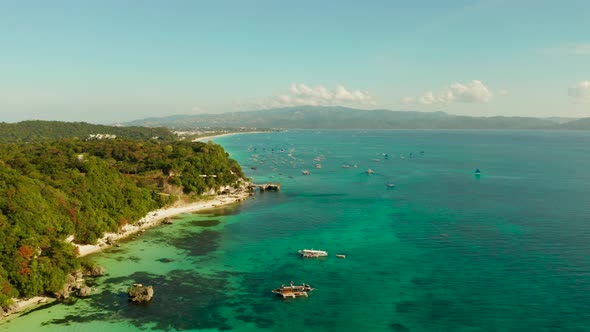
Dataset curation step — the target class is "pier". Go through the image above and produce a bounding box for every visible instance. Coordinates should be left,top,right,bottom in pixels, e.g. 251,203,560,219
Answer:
249,183,281,192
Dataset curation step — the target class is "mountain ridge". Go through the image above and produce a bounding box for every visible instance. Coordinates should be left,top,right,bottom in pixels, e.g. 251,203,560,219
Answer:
123,106,587,130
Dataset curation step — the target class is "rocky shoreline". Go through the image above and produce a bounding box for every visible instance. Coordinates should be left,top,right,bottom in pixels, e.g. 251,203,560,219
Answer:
1,185,252,322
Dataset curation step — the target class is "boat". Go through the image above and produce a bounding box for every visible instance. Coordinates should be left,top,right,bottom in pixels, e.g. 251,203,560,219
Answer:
314,164,322,169
366,169,374,174
474,169,481,175
272,282,314,298
336,254,346,259
302,170,311,175
386,182,395,188
298,249,328,258
341,164,351,168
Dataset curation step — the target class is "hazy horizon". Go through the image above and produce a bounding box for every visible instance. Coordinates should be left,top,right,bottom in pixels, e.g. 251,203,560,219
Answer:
1,1,589,123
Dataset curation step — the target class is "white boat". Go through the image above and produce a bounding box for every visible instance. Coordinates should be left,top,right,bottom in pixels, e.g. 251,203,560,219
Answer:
298,249,328,257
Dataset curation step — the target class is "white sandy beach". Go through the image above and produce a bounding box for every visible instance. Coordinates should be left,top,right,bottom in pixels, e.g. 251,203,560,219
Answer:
193,131,265,142
75,190,251,257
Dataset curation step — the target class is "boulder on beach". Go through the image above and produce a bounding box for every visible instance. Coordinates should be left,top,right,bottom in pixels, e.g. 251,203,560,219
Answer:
128,284,154,303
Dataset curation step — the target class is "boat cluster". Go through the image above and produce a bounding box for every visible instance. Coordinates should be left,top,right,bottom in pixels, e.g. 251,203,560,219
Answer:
272,248,346,299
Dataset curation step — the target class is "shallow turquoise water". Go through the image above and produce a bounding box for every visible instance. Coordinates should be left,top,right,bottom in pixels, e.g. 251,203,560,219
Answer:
3,130,590,331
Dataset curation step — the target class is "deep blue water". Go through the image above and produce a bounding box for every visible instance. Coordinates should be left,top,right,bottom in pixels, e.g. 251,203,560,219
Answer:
3,130,590,331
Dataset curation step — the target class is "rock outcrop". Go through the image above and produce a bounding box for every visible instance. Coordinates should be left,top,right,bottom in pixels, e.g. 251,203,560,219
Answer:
54,274,78,299
78,286,92,297
54,268,103,299
86,265,105,277
128,284,154,303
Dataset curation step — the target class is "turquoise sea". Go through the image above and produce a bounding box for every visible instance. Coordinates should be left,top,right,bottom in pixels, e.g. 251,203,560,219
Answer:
3,130,590,331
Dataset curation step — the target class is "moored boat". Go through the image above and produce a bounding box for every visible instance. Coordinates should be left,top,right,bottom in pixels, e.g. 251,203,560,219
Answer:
272,282,314,298
298,249,328,257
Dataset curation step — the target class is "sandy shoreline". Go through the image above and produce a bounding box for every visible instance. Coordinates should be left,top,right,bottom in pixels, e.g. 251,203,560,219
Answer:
3,190,252,321
193,131,265,142
75,190,251,257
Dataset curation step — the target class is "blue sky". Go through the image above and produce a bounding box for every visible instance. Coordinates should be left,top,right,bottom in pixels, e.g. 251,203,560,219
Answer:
1,0,589,123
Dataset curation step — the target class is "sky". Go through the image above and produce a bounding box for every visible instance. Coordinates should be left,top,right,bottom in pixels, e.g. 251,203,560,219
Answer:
1,0,589,123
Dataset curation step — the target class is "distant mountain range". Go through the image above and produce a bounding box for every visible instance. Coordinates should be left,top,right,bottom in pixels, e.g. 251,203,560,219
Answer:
124,106,589,130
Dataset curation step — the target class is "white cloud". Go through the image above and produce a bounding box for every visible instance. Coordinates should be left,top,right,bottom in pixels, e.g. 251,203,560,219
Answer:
262,83,376,108
543,43,590,56
572,44,590,55
568,81,590,102
402,80,493,105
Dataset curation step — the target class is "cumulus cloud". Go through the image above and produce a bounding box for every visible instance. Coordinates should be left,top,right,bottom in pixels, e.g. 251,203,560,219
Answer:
568,81,590,102
262,83,376,108
402,80,493,105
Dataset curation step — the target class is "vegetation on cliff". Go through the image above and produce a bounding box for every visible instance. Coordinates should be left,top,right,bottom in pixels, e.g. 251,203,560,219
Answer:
0,128,244,306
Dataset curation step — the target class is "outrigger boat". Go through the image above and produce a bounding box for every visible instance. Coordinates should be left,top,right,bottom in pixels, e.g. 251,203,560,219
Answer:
298,249,328,258
272,282,314,298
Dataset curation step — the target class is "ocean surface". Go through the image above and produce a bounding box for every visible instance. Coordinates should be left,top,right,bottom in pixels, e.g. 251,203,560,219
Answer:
3,130,590,332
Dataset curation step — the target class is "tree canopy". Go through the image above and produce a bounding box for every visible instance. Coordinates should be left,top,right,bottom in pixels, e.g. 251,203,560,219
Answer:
0,120,176,142
0,137,244,305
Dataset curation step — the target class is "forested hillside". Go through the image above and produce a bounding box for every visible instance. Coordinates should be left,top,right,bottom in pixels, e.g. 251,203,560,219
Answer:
0,120,175,142
125,106,571,130
0,137,244,305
